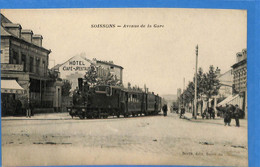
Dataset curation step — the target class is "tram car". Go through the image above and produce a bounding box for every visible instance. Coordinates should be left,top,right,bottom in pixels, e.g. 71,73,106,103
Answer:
67,78,162,119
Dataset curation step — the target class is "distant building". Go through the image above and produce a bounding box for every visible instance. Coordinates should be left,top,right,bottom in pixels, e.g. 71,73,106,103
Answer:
177,88,181,99
217,49,247,118
232,49,247,93
231,48,247,115
52,55,123,90
216,68,233,98
1,13,62,115
95,59,123,84
177,88,182,109
52,54,94,90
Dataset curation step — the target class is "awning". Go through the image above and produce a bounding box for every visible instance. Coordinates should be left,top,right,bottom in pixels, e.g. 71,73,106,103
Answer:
217,94,239,107
1,80,25,94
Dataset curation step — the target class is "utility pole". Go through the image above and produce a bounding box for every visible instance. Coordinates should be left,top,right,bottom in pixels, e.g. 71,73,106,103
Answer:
183,77,185,106
194,45,198,119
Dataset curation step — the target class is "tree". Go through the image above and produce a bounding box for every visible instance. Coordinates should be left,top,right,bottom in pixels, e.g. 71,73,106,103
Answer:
48,69,62,81
202,65,221,99
84,64,98,87
196,67,204,99
62,80,72,96
180,66,220,115
198,65,221,113
84,64,123,88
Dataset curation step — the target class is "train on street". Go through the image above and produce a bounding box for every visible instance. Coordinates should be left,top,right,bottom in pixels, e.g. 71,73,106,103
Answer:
67,79,162,119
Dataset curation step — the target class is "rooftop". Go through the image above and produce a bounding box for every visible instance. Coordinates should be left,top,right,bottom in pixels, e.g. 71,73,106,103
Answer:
1,13,50,53
96,60,124,69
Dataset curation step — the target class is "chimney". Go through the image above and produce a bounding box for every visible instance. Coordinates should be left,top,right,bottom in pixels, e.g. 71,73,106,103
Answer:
32,34,43,47
2,23,22,37
242,49,247,60
21,29,33,43
236,52,242,63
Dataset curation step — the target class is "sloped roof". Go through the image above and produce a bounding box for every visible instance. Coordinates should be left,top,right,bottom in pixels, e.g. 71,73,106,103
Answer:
1,25,12,36
217,69,232,79
1,13,51,53
96,60,124,69
0,13,12,23
51,55,93,70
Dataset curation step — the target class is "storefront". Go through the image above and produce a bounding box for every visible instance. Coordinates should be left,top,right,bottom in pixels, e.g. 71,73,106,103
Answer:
1,79,25,116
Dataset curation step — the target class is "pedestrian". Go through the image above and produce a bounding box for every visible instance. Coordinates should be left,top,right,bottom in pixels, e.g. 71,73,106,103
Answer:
202,109,206,119
208,107,215,119
234,105,241,127
163,104,168,116
223,104,232,126
180,106,185,118
26,100,32,118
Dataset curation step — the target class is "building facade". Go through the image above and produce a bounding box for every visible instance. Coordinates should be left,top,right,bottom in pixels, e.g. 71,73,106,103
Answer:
216,69,233,98
52,54,94,90
95,59,123,84
52,55,123,91
1,14,62,115
231,48,247,116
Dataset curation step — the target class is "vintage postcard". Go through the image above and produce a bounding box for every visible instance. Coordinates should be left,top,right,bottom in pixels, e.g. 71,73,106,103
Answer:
1,8,247,166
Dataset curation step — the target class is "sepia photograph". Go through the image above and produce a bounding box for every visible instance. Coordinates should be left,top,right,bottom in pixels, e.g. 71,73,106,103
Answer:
1,8,247,166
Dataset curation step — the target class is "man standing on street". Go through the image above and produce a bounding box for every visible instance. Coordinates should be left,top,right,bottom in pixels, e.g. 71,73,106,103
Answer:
234,104,241,127
163,104,168,116
180,106,185,118
223,104,232,126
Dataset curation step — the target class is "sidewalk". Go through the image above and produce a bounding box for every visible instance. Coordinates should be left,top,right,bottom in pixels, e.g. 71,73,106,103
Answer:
180,112,247,128
1,112,71,121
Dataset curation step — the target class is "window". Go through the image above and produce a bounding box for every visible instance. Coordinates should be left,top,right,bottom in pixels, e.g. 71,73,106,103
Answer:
29,57,34,72
110,66,114,71
21,54,26,72
36,58,40,74
12,50,19,64
43,61,46,76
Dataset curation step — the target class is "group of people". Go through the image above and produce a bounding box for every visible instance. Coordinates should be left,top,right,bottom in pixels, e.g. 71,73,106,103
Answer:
168,103,243,127
202,107,215,119
162,104,186,118
218,104,242,127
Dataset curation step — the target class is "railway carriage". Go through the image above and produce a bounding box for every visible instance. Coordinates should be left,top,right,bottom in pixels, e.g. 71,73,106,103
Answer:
124,90,143,117
68,78,162,119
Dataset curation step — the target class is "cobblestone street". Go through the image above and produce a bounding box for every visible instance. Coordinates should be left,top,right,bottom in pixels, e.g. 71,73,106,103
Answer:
2,112,248,166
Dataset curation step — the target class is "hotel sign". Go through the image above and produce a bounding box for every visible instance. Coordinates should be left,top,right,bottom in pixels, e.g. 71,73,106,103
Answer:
62,60,89,71
1,64,24,71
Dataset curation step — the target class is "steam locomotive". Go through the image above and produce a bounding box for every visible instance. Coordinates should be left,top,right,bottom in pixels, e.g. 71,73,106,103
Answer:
67,78,162,119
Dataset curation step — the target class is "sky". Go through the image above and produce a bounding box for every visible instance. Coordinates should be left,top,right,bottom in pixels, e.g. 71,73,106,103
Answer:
1,8,247,95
